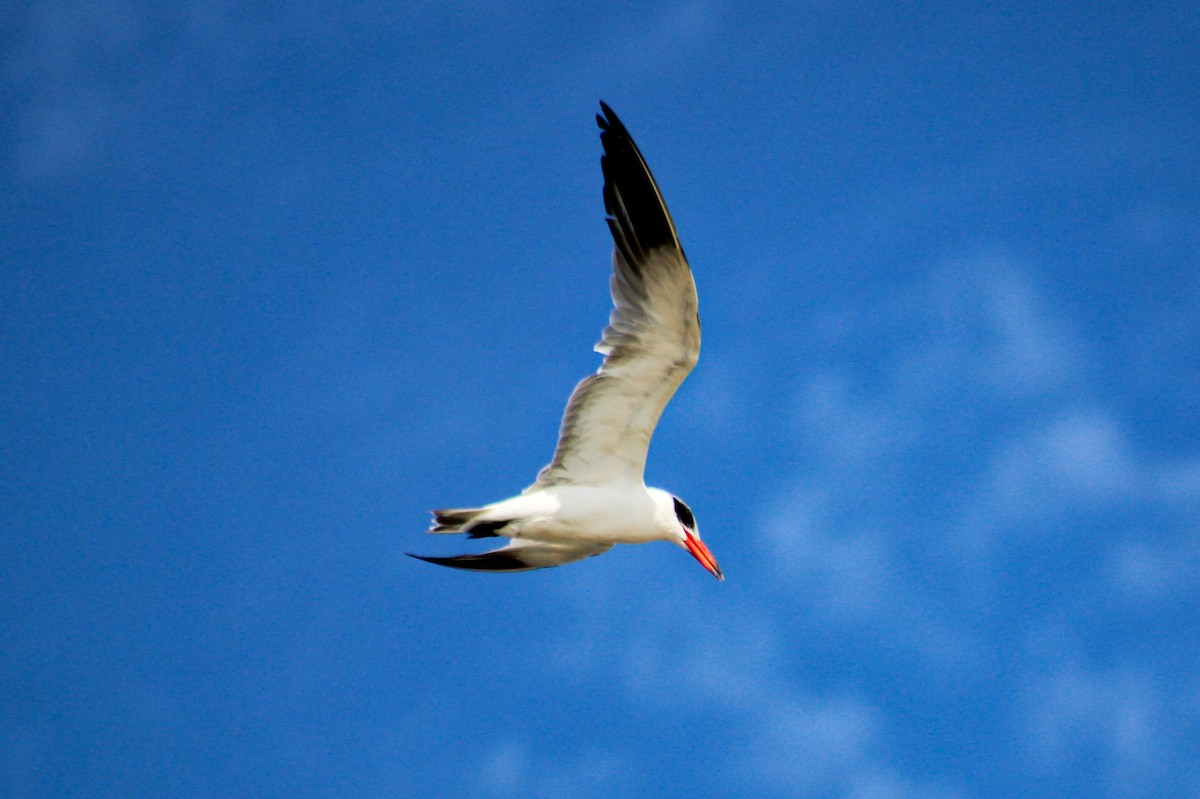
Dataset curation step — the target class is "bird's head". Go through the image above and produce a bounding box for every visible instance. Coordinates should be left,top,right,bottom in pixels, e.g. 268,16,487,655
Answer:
651,489,723,581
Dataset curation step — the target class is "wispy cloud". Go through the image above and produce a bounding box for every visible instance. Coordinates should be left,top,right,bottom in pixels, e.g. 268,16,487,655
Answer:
1020,661,1196,798
548,585,967,797
3,1,346,180
478,740,526,794
4,1,129,178
961,408,1135,535
1107,536,1200,603
702,250,1200,794
591,0,722,79
475,738,629,798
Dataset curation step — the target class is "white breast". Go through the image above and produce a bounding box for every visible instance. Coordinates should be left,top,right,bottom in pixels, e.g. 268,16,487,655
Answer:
484,483,666,545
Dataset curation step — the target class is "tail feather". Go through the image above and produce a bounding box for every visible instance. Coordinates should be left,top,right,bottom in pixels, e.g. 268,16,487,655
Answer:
428,508,482,532
428,508,509,538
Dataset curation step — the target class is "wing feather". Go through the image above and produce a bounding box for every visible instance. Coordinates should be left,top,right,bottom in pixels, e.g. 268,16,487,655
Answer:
408,538,613,572
531,103,699,488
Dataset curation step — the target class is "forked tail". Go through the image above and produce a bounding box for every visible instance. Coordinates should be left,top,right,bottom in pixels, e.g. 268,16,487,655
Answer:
428,508,509,539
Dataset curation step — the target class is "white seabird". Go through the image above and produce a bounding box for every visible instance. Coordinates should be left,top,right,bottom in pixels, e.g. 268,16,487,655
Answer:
410,102,721,581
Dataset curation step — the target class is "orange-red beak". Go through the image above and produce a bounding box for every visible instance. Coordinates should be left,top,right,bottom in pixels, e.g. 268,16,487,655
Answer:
683,531,724,581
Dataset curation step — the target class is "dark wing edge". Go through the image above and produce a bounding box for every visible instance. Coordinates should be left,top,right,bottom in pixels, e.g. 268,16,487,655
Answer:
597,101,686,271
530,103,700,489
407,541,613,573
407,551,537,572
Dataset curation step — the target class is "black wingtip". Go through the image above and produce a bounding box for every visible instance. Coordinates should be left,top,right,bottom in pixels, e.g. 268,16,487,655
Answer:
597,100,621,132
595,101,681,269
407,551,531,573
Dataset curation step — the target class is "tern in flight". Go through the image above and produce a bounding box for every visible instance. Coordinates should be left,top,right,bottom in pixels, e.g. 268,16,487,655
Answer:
409,102,722,580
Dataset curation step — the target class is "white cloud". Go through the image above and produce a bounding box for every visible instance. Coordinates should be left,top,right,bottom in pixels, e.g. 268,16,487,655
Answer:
3,1,294,180
594,0,722,78
975,266,1078,392
719,248,1200,795
478,740,526,795
4,0,160,178
739,693,881,791
958,406,1200,581
756,482,894,618
565,588,968,798
1020,662,1192,798
1107,536,1200,603
886,254,1082,403
475,738,628,798
731,684,964,798
966,408,1135,529
793,369,923,469
1149,456,1200,505
674,351,753,439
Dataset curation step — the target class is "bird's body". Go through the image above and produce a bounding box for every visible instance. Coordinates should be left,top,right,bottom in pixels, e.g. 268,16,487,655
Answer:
409,103,722,581
434,484,674,545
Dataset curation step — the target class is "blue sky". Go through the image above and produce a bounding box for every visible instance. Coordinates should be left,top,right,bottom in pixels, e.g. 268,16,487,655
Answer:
3,2,1199,797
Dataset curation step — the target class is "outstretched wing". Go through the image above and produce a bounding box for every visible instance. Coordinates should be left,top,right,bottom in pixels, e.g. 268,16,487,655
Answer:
531,102,700,489
408,538,613,573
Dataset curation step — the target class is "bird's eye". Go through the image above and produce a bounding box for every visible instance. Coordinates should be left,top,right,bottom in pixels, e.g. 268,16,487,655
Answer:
672,497,695,530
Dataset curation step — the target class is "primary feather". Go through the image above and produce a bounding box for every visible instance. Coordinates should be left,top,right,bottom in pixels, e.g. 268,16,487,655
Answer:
531,102,699,489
